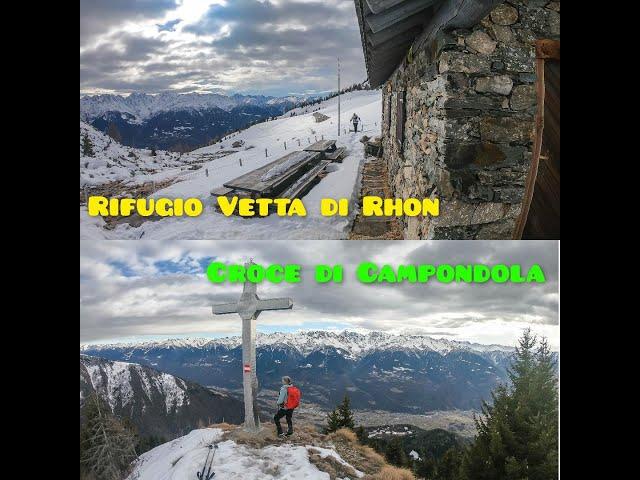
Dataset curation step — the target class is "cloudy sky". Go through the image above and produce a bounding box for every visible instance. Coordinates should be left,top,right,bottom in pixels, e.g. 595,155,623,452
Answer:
80,241,559,349
80,0,366,97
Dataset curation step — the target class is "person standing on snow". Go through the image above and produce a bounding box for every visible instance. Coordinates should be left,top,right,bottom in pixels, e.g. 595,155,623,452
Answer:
273,376,301,437
351,113,361,132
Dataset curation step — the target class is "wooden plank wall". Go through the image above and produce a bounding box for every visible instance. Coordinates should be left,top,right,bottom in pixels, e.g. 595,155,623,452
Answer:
514,39,560,239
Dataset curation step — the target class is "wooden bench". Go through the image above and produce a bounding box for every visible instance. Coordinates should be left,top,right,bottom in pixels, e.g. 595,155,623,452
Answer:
210,139,347,214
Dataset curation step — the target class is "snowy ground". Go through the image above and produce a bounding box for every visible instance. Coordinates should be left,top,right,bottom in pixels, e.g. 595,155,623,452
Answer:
80,121,208,189
127,428,363,480
80,90,382,240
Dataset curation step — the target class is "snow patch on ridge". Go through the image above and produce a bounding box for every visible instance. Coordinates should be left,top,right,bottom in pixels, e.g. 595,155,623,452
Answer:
128,428,360,480
81,356,188,413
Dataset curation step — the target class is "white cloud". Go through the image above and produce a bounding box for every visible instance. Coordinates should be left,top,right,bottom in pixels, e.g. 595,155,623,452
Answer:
80,0,366,96
80,240,559,350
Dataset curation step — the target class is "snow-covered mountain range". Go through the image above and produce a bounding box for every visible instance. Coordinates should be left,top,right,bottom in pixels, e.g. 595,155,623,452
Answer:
80,92,318,151
80,92,310,122
80,355,243,439
82,330,514,358
82,331,520,413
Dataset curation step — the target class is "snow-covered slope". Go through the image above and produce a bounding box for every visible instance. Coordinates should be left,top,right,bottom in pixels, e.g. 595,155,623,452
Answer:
80,355,243,438
81,330,513,359
80,89,382,240
80,121,199,188
81,354,188,412
128,428,364,480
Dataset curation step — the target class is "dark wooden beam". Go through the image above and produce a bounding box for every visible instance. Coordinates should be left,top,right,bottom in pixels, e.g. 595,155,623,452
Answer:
514,45,557,239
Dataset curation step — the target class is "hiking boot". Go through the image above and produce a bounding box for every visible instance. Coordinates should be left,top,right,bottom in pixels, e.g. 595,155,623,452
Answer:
285,431,293,437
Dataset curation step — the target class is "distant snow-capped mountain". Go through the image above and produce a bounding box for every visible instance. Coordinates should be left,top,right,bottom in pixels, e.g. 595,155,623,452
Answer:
79,92,307,122
80,355,243,439
82,330,514,358
79,92,318,151
82,331,520,412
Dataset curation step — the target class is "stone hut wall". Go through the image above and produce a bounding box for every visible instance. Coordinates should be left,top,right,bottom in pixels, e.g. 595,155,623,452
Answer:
381,0,560,239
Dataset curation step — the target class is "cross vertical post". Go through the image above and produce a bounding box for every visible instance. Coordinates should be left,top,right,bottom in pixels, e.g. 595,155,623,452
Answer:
212,261,293,432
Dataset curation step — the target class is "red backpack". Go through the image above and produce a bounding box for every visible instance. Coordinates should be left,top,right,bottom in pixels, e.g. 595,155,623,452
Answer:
285,385,301,409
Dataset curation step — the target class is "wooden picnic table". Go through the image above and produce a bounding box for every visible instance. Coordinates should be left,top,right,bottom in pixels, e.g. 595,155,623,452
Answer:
304,140,336,153
223,150,321,195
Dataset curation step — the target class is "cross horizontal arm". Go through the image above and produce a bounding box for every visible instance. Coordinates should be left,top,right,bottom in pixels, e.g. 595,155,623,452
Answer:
256,298,293,311
212,303,239,315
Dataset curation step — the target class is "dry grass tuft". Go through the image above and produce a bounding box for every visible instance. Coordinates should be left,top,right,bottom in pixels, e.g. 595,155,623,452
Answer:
370,465,416,480
308,447,361,479
291,424,326,444
207,422,235,431
357,444,386,468
226,425,279,448
330,428,358,443
326,429,385,476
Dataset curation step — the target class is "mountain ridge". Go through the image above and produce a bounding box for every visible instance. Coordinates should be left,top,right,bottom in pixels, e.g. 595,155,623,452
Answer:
80,354,244,439
80,91,313,122
80,331,523,412
80,330,515,358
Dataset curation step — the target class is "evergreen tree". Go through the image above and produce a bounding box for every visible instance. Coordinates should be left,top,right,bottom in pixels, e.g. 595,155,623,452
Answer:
337,394,355,429
80,393,138,480
326,408,342,433
82,134,94,157
461,329,558,480
414,454,436,479
325,394,355,433
435,448,463,480
385,437,408,467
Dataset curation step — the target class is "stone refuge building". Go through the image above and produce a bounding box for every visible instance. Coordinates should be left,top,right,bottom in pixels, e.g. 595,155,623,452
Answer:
354,0,560,239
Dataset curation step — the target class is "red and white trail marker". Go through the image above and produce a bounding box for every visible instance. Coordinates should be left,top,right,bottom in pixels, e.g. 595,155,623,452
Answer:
243,364,251,373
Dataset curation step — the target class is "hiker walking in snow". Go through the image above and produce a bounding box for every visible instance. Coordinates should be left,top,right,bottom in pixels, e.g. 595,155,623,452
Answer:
351,113,361,132
274,376,301,437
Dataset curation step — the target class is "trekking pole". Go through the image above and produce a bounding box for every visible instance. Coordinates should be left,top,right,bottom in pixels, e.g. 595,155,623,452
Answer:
197,444,218,480
205,444,218,479
197,445,212,480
